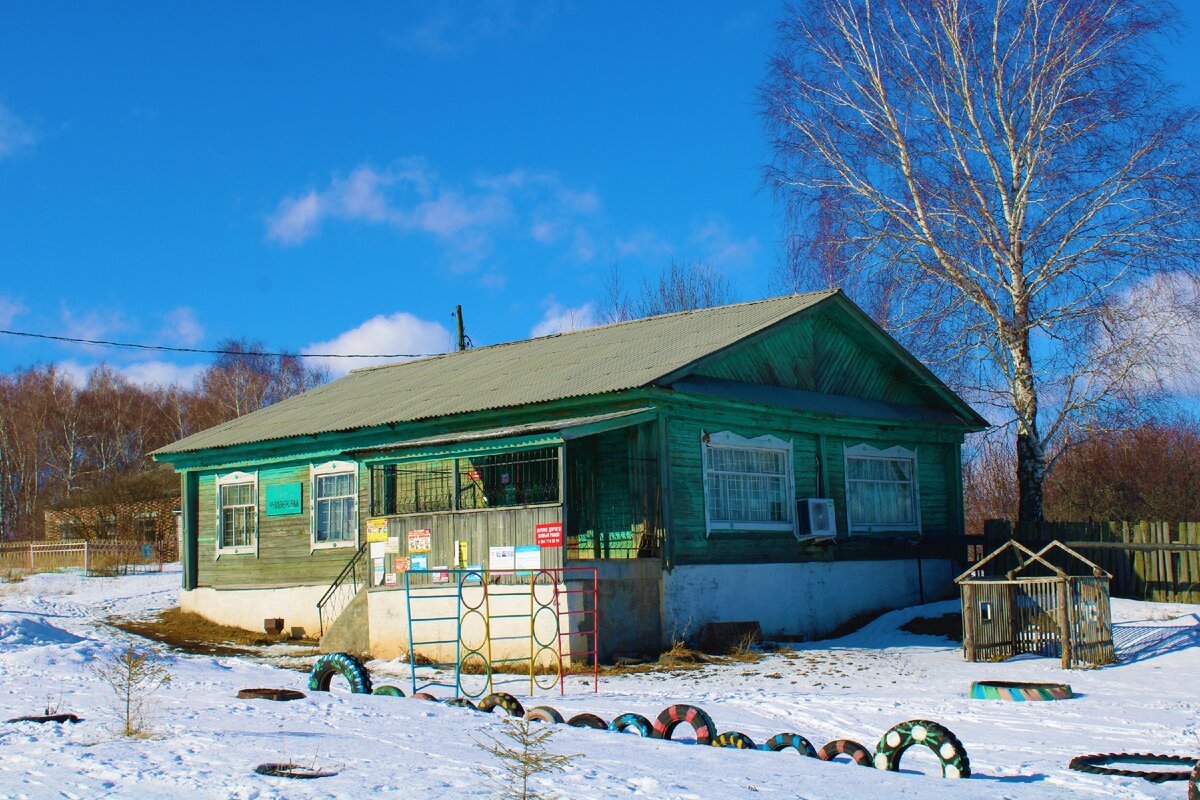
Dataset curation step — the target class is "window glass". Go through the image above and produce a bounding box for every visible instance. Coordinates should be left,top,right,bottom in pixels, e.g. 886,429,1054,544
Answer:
369,461,454,516
219,481,256,549
705,444,792,527
315,471,356,543
846,455,917,529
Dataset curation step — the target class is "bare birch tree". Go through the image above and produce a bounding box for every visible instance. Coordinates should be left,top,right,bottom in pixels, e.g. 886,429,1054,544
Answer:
599,259,734,323
764,0,1200,521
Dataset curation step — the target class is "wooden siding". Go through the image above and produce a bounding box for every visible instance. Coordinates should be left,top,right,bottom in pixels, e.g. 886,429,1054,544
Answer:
662,397,962,566
693,307,928,407
381,505,564,587
195,463,358,589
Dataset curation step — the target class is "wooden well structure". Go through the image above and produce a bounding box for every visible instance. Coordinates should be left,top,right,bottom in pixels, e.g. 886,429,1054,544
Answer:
956,539,1115,669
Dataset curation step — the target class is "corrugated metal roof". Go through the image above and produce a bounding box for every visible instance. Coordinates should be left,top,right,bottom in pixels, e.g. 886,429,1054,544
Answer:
154,291,838,456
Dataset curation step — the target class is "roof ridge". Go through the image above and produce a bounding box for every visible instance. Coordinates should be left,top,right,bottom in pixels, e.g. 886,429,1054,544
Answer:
349,290,839,375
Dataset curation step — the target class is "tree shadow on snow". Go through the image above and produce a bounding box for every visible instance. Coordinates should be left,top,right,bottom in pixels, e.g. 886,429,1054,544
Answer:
1112,615,1200,664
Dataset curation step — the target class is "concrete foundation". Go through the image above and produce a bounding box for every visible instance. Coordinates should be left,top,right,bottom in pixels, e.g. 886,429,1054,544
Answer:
661,558,955,644
180,584,327,637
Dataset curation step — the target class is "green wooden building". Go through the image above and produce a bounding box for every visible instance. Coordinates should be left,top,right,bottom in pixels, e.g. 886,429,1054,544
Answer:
153,291,986,659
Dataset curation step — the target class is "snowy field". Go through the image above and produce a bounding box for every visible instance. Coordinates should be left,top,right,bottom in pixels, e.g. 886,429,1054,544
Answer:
1,568,1198,799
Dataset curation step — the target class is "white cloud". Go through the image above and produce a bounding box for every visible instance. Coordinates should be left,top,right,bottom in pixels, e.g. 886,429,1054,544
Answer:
55,359,205,389
615,228,674,261
690,217,760,269
1114,271,1200,397
530,298,597,338
384,1,557,56
0,294,25,327
57,303,126,356
0,102,35,158
266,160,601,273
161,307,205,347
304,312,451,375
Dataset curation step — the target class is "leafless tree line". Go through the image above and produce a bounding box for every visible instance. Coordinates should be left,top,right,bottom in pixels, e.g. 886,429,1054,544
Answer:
0,340,326,540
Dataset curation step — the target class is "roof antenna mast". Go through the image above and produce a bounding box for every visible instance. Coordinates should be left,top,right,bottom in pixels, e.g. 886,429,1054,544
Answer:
454,305,471,352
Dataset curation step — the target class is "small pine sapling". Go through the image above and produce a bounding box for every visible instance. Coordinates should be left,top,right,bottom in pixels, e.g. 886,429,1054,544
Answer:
475,716,582,800
89,643,172,737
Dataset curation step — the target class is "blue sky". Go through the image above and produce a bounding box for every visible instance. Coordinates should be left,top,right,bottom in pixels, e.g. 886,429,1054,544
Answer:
2,2,1200,387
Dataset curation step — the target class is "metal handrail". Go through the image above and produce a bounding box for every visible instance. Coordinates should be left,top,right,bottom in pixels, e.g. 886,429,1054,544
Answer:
316,541,370,637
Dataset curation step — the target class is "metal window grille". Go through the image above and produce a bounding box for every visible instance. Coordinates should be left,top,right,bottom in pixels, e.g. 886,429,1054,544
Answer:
457,447,560,510
370,461,455,516
219,482,256,548
705,445,790,524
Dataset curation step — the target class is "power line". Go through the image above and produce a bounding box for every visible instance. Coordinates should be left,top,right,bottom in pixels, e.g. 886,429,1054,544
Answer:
0,328,444,359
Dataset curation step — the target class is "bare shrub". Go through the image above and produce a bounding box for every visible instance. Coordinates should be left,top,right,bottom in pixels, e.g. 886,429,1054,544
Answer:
89,643,172,737
475,716,582,800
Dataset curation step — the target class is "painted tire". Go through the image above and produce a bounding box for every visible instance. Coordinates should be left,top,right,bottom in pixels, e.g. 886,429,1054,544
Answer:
1188,760,1200,800
524,706,565,724
444,697,479,711
817,739,874,766
371,685,405,697
237,688,306,702
568,713,608,730
608,713,654,737
652,704,716,745
712,731,756,750
762,733,818,757
412,692,440,701
1068,753,1198,783
308,653,372,694
969,681,1073,701
478,692,525,718
874,720,971,778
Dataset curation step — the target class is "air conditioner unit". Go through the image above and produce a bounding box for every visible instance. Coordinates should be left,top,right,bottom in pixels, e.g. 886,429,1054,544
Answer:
796,498,837,541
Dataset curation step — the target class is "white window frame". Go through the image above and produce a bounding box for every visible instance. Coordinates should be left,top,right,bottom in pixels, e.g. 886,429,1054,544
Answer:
843,443,921,535
311,460,359,551
701,430,796,535
215,471,258,557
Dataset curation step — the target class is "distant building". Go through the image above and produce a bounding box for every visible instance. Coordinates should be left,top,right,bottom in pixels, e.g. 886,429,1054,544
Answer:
43,466,181,560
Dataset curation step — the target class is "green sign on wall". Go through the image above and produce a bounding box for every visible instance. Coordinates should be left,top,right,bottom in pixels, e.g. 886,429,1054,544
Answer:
265,483,303,516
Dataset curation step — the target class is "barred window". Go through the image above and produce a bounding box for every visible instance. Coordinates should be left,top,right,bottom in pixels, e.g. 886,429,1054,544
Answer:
458,447,560,509
703,433,794,532
369,460,455,516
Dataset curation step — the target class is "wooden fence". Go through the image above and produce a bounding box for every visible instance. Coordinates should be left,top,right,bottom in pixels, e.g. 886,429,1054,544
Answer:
0,540,167,576
983,520,1200,603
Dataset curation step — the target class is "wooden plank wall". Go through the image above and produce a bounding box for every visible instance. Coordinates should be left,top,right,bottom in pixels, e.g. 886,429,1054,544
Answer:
984,520,1200,602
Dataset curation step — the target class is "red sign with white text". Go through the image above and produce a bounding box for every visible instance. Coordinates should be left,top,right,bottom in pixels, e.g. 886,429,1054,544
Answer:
534,522,563,548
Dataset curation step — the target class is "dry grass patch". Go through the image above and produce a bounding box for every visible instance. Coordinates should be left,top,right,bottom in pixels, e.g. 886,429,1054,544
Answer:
112,607,314,657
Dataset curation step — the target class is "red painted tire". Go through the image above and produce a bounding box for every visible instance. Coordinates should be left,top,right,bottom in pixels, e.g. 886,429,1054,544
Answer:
567,713,608,730
412,692,439,701
652,704,717,745
1189,760,1199,800
524,706,565,724
817,739,874,766
712,731,756,749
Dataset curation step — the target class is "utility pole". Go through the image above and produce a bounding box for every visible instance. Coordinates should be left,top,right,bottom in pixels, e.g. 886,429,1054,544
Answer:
454,305,469,352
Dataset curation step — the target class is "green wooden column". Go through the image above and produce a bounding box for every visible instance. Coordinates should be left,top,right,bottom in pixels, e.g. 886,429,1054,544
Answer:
181,470,199,590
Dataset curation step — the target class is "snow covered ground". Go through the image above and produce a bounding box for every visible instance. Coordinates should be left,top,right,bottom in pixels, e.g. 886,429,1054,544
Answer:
2,568,1198,799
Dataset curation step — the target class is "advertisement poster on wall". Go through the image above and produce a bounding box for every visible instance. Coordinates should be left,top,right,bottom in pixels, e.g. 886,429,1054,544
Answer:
514,545,541,574
372,558,385,585
488,546,515,572
366,518,388,543
410,553,428,571
534,522,563,547
407,528,432,552
431,566,450,584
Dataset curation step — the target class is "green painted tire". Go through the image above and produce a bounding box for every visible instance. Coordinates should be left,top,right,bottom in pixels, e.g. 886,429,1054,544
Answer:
762,733,818,757
608,713,654,737
308,653,372,694
443,697,479,710
874,720,971,778
1068,753,1198,783
567,713,608,730
478,692,525,717
524,706,565,724
712,731,756,749
371,685,405,697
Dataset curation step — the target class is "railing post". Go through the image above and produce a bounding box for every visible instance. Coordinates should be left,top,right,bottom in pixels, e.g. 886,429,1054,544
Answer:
84,541,90,575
